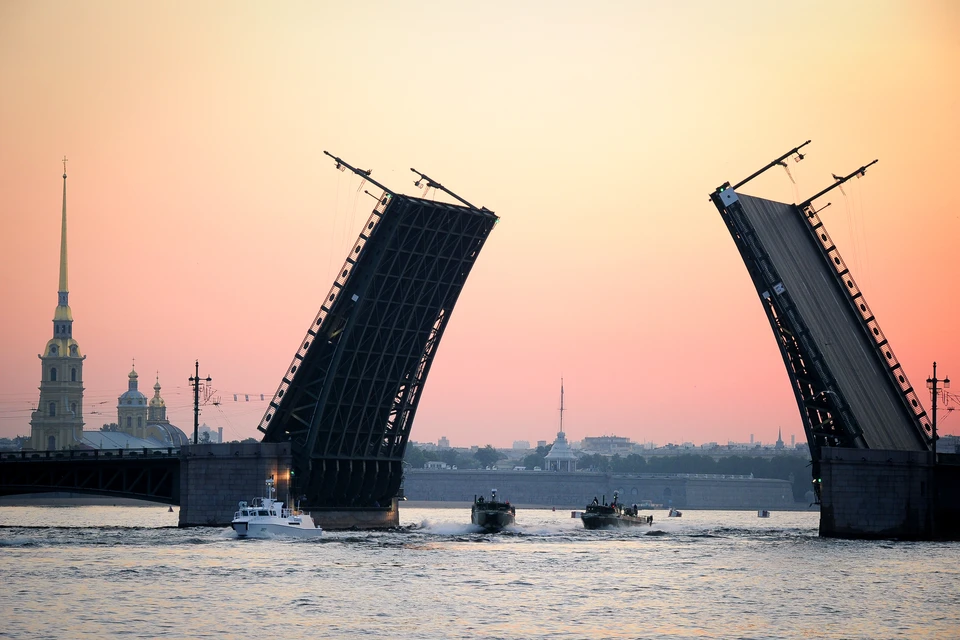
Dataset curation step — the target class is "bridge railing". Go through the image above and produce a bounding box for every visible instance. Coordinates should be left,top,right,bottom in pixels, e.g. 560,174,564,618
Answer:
0,447,179,462
802,205,933,439
258,190,392,435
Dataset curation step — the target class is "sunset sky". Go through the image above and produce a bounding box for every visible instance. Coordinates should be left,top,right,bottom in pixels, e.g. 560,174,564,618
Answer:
1,1,958,448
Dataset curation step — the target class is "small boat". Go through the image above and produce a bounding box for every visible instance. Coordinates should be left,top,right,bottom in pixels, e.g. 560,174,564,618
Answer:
758,509,770,518
471,489,516,532
581,492,653,529
668,507,682,517
231,478,322,538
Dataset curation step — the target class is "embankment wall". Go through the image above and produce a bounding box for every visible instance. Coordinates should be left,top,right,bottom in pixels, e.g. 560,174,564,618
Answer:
402,469,796,509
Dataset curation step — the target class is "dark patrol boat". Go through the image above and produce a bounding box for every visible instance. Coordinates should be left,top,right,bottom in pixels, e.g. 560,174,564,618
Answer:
581,492,654,529
471,489,516,532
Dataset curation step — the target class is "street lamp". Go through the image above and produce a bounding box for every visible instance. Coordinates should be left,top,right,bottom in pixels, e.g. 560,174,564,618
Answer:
926,362,951,457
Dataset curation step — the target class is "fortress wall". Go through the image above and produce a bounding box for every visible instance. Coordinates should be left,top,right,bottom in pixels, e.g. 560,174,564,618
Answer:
403,470,795,509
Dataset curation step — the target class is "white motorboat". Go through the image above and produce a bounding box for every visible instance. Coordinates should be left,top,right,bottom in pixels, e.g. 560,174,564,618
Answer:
231,478,322,538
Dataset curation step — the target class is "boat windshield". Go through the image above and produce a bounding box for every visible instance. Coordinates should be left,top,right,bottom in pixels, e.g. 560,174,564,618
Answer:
258,510,269,516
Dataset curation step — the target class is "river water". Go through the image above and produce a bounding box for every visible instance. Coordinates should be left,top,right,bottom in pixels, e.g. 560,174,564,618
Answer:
0,506,956,639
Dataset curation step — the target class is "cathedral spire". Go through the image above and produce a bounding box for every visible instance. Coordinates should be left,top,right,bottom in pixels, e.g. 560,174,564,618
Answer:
53,158,74,334
59,156,68,294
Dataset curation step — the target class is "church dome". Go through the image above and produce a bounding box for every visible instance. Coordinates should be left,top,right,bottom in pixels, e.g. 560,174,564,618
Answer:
119,366,147,404
149,377,165,408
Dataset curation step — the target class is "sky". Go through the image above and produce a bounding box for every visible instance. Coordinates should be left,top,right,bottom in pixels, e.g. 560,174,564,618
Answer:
1,1,958,448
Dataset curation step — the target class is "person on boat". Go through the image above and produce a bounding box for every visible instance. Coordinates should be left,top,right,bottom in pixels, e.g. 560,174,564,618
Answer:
477,496,484,504
592,497,599,506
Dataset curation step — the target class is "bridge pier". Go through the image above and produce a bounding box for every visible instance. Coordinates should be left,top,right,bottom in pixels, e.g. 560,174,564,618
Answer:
178,443,399,528
818,447,960,540
179,442,293,527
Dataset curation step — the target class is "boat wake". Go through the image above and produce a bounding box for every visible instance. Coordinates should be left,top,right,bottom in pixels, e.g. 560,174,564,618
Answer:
418,519,483,536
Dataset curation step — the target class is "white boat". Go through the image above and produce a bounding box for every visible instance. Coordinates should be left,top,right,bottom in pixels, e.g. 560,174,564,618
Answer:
758,509,770,518
231,478,322,538
668,507,683,517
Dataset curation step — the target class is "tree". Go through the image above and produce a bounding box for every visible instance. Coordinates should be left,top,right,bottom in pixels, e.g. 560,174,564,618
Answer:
404,445,428,469
474,444,504,468
439,448,462,467
521,444,551,470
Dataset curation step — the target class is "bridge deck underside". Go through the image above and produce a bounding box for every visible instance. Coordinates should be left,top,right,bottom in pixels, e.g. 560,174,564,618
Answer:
261,194,497,507
737,193,924,451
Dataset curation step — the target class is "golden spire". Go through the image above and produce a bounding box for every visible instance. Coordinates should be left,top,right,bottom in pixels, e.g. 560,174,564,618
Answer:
59,156,68,293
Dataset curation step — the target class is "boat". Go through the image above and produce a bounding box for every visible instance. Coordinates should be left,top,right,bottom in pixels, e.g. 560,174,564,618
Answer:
668,507,683,517
231,478,322,538
471,489,516,532
580,492,653,529
758,509,770,518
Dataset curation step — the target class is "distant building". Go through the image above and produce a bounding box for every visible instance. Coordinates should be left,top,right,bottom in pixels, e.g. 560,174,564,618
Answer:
543,430,577,472
775,428,784,450
512,440,530,450
537,440,547,448
438,436,450,449
581,435,632,455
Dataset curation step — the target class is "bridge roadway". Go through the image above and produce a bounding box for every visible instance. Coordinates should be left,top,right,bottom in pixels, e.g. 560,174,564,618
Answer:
736,193,925,451
0,448,180,504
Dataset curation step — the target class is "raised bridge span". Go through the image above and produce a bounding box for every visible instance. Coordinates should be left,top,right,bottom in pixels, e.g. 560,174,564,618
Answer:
708,143,960,539
256,154,498,510
710,144,933,469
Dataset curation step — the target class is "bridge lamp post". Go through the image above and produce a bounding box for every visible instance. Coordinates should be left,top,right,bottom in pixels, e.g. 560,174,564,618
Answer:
188,360,212,446
926,362,950,457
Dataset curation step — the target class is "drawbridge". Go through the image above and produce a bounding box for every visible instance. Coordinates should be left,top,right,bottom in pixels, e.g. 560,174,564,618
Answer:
710,143,933,489
258,153,498,508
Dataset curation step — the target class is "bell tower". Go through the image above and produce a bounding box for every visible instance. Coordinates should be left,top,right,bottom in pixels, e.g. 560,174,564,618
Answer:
30,158,86,450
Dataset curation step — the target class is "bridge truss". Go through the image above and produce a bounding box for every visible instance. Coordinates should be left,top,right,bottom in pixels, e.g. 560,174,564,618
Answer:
0,449,180,504
259,153,498,508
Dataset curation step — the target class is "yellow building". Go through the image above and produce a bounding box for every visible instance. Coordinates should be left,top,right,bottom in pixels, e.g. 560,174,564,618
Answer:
30,162,86,450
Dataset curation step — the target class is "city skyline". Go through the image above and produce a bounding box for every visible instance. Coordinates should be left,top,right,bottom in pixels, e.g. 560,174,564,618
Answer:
1,1,958,448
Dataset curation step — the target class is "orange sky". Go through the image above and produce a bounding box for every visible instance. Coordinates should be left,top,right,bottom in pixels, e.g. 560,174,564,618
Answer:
1,1,958,447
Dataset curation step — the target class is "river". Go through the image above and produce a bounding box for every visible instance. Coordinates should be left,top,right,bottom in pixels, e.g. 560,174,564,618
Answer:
0,506,956,639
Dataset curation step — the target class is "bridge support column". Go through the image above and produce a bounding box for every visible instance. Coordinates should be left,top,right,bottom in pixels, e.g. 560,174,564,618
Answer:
818,447,960,540
179,442,292,527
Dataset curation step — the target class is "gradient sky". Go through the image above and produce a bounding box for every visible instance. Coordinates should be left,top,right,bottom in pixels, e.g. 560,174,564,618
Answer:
1,1,958,447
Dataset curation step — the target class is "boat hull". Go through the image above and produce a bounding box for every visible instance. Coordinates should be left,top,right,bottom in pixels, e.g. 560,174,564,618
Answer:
580,513,654,529
231,518,323,538
471,509,515,532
